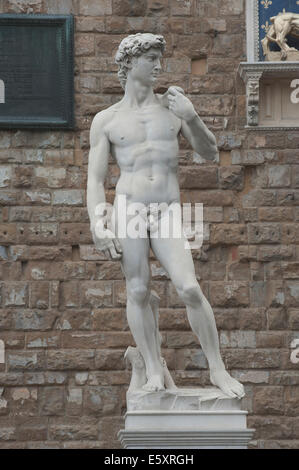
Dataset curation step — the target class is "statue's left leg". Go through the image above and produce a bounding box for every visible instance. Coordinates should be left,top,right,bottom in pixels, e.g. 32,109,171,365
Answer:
150,212,245,399
274,18,292,59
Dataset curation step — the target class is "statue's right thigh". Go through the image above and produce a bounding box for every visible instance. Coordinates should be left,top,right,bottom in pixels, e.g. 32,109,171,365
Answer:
120,235,151,284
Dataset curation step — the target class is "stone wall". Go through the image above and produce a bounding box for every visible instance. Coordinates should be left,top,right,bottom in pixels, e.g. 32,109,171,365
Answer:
0,0,298,449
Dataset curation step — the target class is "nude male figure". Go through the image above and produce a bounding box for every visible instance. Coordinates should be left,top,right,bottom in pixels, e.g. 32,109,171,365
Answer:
87,33,245,398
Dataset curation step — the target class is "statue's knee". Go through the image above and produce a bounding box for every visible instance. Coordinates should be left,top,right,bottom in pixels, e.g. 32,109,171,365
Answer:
128,280,149,305
179,282,203,306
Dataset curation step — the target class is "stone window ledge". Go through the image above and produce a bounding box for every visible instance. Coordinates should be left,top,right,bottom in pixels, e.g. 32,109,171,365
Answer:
238,62,299,129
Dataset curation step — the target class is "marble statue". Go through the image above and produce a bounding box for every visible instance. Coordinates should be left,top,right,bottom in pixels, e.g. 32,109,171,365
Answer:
262,12,299,60
87,33,245,399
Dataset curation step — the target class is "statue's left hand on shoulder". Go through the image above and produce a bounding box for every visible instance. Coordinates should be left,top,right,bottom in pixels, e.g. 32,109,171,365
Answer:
164,86,197,122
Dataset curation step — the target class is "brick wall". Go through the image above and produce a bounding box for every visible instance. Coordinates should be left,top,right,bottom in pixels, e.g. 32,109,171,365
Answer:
0,0,298,449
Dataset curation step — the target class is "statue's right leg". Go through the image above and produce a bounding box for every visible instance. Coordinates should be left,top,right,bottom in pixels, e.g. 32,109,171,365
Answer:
123,241,165,391
112,203,165,391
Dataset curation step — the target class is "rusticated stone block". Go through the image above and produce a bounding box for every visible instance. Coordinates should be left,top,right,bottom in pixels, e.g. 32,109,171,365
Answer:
95,350,126,370
0,166,12,188
219,165,244,191
253,387,284,415
268,165,291,188
47,350,95,370
66,387,83,416
212,34,244,58
210,281,249,307
99,416,125,443
176,349,208,370
26,332,60,349
15,417,48,441
210,224,247,245
7,352,46,371
29,282,49,309
112,0,146,16
256,331,285,348
248,416,294,440
9,387,38,416
270,371,299,386
91,308,124,331
257,245,294,262
17,223,59,245
248,223,281,244
40,387,65,416
80,281,113,308
288,310,299,330
79,0,112,15
285,386,299,417
227,262,250,281
55,309,93,331
0,191,18,205
0,224,17,244
179,166,218,189
239,308,266,330
259,207,293,222
224,349,280,369
285,281,299,307
62,332,105,349
60,223,92,244
84,386,120,416
7,0,42,13
181,190,234,206
49,417,98,441
3,282,28,307
267,308,288,330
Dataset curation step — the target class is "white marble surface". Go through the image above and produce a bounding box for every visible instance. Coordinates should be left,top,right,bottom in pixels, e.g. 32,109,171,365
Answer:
87,32,245,399
127,387,242,412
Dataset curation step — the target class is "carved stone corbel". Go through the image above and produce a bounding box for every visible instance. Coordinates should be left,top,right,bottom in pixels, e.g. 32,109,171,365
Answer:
245,72,263,126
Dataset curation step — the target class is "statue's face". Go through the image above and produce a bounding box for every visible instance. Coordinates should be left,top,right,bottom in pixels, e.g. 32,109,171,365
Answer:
129,47,162,86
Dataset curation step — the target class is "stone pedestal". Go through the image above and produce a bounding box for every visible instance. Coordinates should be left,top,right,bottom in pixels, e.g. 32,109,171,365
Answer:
118,388,254,449
265,51,299,61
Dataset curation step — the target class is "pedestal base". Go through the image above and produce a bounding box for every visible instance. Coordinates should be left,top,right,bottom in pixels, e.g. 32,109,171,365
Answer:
265,51,299,61
118,388,254,449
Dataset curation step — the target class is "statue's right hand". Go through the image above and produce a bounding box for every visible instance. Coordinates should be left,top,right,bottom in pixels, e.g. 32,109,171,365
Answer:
91,225,123,261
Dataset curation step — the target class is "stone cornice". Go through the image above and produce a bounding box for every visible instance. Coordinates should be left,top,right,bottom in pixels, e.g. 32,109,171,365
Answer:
239,61,299,82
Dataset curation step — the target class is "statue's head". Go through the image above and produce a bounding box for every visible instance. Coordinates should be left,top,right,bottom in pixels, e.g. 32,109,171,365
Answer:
115,33,166,89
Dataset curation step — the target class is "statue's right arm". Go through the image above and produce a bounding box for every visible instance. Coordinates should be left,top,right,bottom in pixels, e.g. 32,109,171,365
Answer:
87,111,110,232
86,112,122,260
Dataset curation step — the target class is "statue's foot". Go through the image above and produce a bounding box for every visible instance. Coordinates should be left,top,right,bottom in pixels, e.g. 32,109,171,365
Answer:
210,369,245,399
142,374,165,392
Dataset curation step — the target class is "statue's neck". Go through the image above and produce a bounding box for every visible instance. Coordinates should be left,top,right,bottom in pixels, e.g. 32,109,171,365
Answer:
123,78,157,108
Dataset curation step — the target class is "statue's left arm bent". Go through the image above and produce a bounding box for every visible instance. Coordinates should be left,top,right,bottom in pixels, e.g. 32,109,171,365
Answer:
167,87,219,162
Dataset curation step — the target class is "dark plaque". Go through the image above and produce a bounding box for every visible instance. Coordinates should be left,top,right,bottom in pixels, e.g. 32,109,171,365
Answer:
0,14,74,129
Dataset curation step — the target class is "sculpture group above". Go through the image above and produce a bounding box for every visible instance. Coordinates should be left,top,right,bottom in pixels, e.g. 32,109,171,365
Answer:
262,12,299,60
87,33,245,399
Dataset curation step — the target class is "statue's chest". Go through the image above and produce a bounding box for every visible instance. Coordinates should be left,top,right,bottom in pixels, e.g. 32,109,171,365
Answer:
108,108,180,147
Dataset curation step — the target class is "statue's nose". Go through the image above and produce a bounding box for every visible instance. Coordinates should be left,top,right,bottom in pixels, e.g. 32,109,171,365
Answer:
155,60,162,71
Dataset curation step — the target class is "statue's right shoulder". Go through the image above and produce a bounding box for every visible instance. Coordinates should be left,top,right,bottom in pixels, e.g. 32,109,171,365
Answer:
90,104,120,141
90,101,124,146
91,105,117,129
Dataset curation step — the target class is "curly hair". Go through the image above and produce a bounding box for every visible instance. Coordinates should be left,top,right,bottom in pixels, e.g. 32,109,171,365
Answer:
115,33,166,89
